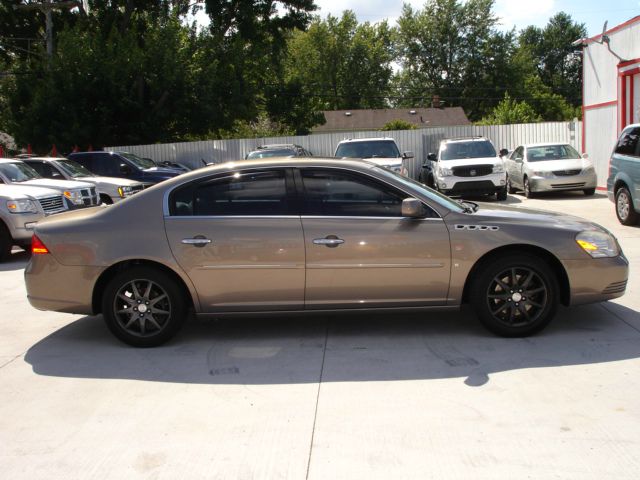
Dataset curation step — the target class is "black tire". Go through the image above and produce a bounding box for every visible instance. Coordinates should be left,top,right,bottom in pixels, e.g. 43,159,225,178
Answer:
583,188,596,196
102,266,187,347
615,186,639,225
0,222,12,261
470,254,559,337
507,177,517,194
99,194,113,205
523,176,535,198
496,187,508,201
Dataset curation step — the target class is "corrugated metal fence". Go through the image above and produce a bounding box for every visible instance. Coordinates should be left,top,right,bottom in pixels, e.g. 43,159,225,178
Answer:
107,121,582,179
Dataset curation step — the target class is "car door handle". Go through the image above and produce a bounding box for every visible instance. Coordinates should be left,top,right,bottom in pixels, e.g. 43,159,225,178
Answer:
313,236,344,247
181,237,212,247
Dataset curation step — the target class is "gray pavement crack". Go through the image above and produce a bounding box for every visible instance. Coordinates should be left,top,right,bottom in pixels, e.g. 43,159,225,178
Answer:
305,319,330,480
0,354,22,370
601,302,640,335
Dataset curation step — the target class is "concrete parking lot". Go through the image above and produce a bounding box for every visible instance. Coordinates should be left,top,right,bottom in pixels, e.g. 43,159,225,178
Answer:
1,192,639,479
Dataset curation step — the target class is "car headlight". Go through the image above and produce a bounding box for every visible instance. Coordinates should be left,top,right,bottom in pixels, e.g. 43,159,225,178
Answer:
438,166,453,176
6,199,38,214
493,162,505,173
582,166,595,174
532,171,554,178
576,231,619,258
63,190,84,205
118,186,134,198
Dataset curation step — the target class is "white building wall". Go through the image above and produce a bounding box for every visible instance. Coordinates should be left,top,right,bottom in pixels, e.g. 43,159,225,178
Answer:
584,106,618,184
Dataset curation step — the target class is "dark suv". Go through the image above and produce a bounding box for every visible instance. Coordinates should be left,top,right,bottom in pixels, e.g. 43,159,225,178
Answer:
68,151,183,185
607,124,640,225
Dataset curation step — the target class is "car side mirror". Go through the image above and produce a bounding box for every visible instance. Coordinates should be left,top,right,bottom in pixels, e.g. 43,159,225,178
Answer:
119,163,132,174
51,170,61,178
515,157,523,163
427,153,437,161
402,198,425,218
582,153,589,159
402,151,414,159
499,148,509,157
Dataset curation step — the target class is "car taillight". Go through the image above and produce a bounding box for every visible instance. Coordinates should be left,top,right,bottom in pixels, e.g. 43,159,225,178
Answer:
31,234,49,254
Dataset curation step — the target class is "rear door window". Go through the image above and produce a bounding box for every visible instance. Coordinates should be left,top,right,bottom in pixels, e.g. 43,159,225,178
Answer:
170,169,292,216
614,127,640,157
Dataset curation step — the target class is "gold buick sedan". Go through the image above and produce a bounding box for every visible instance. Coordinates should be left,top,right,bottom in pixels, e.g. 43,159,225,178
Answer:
25,159,628,347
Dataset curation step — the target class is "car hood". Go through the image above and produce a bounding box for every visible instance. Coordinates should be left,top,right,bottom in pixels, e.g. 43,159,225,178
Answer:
526,158,591,172
0,184,61,199
21,178,95,190
440,157,501,168
467,202,605,233
75,176,141,187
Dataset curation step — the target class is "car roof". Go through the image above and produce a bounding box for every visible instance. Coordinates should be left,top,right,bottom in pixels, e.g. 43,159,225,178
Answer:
441,136,489,144
522,143,574,148
0,158,21,164
336,137,396,144
185,157,377,174
21,156,67,162
254,144,301,149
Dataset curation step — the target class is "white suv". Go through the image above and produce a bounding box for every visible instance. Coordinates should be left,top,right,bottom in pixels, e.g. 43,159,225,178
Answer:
426,137,507,200
334,137,413,174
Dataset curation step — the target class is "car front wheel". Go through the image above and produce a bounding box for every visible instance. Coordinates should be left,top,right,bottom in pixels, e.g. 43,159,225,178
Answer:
523,177,535,198
496,187,507,201
615,186,639,225
470,254,558,337
102,266,187,347
0,223,12,261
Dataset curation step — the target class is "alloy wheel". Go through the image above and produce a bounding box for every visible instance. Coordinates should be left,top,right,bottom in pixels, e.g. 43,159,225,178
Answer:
486,267,548,328
113,279,172,337
617,190,630,221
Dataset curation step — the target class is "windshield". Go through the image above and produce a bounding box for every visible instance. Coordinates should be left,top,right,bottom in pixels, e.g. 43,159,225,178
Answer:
526,145,582,162
0,162,41,182
440,140,496,160
119,152,156,169
56,159,93,178
336,140,401,159
246,149,296,159
372,166,465,213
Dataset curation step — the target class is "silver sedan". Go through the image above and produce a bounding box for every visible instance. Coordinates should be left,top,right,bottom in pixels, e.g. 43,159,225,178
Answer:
505,143,598,197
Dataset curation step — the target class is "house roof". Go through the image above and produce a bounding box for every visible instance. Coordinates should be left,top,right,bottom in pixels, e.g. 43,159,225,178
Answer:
313,107,471,133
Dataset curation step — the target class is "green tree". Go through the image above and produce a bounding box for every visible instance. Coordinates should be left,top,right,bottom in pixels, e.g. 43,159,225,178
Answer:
478,93,541,125
518,12,586,106
381,119,416,131
285,11,395,111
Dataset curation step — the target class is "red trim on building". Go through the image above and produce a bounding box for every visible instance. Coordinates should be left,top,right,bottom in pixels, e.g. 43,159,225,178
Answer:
619,57,640,68
632,76,635,124
585,16,640,44
583,100,617,110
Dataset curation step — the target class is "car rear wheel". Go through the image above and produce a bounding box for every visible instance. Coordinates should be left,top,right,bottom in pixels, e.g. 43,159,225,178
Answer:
615,186,639,225
470,254,558,337
102,266,187,347
0,222,12,261
583,188,596,196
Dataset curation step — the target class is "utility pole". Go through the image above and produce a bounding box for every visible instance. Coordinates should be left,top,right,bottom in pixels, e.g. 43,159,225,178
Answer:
14,1,80,58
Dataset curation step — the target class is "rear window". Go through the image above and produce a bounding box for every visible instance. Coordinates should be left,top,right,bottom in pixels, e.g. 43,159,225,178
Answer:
440,140,496,160
335,140,400,159
614,127,640,157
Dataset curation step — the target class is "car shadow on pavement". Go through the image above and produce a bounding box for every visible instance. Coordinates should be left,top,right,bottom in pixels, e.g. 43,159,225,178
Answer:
0,250,30,272
24,302,640,387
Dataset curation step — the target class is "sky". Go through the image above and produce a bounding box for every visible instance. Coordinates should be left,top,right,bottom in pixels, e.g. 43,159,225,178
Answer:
310,0,640,37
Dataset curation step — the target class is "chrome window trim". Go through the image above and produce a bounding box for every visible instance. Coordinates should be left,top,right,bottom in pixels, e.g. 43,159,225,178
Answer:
162,163,446,219
301,215,444,221
165,215,302,220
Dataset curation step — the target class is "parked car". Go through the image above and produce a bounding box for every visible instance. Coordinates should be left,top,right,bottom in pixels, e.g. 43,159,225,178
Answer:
0,159,99,209
245,144,313,159
334,137,413,173
423,137,507,200
67,151,183,185
0,184,67,260
26,158,627,347
607,124,640,225
505,143,597,198
22,157,145,204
